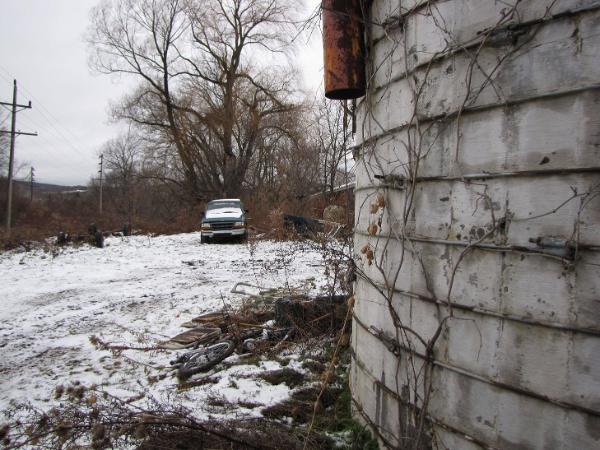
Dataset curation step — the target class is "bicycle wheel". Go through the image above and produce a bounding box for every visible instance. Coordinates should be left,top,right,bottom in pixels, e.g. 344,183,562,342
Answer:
178,340,235,378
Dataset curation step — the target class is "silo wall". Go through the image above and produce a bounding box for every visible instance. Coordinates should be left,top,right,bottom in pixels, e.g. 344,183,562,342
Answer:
351,1,600,448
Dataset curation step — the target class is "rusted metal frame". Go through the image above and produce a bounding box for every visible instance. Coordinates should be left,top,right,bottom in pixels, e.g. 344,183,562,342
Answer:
352,315,600,418
352,166,600,192
351,349,498,450
369,2,600,92
355,83,600,151
354,272,600,338
355,229,600,260
352,312,417,361
369,0,443,38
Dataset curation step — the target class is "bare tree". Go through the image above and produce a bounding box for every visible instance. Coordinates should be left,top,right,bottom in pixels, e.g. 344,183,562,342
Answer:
88,0,302,200
313,100,351,197
102,130,142,188
88,0,194,193
246,103,321,203
100,129,143,221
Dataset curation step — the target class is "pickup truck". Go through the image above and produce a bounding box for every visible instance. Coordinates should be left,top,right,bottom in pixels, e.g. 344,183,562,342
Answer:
200,199,248,243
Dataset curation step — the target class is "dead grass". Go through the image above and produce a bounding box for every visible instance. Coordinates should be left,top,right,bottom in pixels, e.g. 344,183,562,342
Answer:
0,188,206,250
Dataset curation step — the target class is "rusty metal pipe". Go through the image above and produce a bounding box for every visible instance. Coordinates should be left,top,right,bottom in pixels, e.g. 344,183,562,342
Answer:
322,0,366,100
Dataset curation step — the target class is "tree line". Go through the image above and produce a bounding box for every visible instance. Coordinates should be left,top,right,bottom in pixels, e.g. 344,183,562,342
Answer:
1,0,353,239
89,0,352,218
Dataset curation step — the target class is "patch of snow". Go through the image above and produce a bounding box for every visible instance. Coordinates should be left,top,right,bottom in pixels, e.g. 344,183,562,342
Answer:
0,233,329,416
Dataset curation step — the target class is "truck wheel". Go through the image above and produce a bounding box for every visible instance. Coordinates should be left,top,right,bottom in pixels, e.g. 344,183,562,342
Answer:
201,234,209,244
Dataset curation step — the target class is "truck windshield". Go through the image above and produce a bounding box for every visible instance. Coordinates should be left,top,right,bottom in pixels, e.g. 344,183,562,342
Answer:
207,201,241,210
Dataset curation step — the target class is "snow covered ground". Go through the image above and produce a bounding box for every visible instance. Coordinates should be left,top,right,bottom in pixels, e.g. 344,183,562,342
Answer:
0,233,331,417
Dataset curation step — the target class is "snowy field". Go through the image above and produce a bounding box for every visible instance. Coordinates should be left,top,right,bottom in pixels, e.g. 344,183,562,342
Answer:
0,233,330,416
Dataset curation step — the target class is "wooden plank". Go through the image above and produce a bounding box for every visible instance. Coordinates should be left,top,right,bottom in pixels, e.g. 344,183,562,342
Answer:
159,327,221,350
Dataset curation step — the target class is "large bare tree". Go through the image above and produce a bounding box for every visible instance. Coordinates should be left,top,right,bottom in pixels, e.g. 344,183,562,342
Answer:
100,129,143,218
88,0,301,200
313,100,352,197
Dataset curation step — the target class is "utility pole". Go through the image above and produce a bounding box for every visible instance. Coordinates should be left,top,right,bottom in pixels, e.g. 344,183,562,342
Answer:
0,80,37,237
98,153,103,215
29,166,35,202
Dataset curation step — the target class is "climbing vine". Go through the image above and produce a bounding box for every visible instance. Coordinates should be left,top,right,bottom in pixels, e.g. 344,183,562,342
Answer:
345,0,600,448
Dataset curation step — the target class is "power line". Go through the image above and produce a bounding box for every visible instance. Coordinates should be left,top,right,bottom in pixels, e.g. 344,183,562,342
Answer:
9,116,93,178
0,66,110,186
0,69,13,86
0,68,115,189
0,65,90,162
15,112,93,167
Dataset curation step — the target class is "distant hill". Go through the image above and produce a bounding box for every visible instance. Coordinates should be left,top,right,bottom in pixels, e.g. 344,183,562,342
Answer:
13,180,88,194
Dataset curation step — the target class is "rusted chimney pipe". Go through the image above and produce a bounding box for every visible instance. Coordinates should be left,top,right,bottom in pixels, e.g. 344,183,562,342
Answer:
322,0,366,100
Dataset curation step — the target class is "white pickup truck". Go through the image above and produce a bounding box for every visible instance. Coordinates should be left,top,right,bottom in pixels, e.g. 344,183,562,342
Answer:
200,199,248,243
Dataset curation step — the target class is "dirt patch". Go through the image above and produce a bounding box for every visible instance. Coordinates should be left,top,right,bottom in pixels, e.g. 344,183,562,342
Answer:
258,368,306,388
177,376,220,391
237,400,262,409
262,398,313,423
300,359,326,374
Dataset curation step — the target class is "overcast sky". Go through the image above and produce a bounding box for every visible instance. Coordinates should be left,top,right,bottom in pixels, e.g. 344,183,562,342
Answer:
0,0,323,186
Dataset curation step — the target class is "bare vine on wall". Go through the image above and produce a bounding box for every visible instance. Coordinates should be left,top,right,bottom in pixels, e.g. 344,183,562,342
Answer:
348,0,600,448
